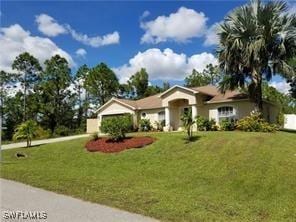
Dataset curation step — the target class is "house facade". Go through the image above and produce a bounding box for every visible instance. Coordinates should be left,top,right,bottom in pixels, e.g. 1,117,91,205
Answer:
93,85,279,133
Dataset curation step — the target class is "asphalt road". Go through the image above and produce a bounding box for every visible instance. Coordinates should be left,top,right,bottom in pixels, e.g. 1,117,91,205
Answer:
0,179,158,222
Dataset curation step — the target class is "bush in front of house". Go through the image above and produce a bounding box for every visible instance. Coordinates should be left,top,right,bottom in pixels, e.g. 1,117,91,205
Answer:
155,120,165,131
236,112,277,132
100,115,133,141
219,119,236,131
195,116,217,131
139,119,152,131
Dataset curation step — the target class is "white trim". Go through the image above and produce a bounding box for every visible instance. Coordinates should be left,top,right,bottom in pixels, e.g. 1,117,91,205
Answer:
96,98,136,113
159,85,197,97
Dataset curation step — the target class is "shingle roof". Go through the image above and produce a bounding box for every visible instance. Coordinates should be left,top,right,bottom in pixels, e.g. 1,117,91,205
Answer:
207,90,248,103
113,85,248,110
191,85,220,96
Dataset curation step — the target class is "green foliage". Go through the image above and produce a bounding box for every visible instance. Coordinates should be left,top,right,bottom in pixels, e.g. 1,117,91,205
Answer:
100,115,133,141
185,64,221,87
262,82,296,114
218,0,296,111
39,55,74,133
85,63,119,105
277,112,285,127
219,119,236,131
155,120,165,131
13,120,41,147
185,69,211,87
55,126,71,136
12,52,42,120
181,110,194,140
236,112,277,132
139,119,152,132
195,116,217,131
91,132,99,141
128,68,149,99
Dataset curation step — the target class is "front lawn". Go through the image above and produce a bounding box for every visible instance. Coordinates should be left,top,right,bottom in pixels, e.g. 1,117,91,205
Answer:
1,131,296,221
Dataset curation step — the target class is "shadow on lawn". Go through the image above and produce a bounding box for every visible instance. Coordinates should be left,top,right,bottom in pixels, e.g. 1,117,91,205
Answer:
183,135,201,144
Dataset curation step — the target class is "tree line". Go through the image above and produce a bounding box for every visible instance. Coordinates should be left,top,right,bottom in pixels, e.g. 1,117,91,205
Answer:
0,53,171,140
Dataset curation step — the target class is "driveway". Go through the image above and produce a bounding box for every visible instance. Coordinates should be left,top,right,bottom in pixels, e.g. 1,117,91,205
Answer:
0,179,158,222
2,134,90,150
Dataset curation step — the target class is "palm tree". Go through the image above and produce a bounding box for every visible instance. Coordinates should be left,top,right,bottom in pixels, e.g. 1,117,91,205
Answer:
218,0,296,112
13,120,39,147
181,109,195,141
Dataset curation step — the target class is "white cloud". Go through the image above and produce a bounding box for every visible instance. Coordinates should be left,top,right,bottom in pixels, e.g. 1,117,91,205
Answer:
140,10,150,20
0,24,75,72
204,23,220,46
35,13,120,47
113,48,217,83
35,14,67,37
75,48,87,58
67,25,120,47
270,81,291,94
140,7,208,44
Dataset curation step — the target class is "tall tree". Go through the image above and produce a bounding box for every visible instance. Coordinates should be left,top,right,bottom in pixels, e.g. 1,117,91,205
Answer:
39,55,74,133
218,0,296,112
74,64,90,128
128,68,149,99
12,52,42,120
203,64,220,85
185,69,211,87
85,63,119,106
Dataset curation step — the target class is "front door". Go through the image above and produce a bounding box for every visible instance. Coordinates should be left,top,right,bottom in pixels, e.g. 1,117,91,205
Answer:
178,106,191,130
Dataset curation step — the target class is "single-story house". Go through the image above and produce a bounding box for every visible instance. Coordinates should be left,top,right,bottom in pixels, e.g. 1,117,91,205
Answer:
92,85,279,133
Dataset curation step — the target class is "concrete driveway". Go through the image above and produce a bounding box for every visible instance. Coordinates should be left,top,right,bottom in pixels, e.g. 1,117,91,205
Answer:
0,179,158,222
2,134,90,150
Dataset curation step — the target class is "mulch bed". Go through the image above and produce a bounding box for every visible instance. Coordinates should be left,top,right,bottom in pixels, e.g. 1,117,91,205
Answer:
85,136,155,153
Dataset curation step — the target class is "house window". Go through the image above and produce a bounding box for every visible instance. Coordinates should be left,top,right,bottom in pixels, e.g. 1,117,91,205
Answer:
158,111,165,122
141,112,147,118
218,106,234,118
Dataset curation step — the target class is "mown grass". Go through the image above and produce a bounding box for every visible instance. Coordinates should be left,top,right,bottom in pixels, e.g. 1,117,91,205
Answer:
1,131,296,221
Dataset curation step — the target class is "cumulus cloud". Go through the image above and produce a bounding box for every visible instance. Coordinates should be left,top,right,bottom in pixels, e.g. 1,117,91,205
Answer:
113,48,217,83
75,48,87,58
269,81,291,94
35,13,120,47
203,23,220,46
67,25,120,47
35,14,67,37
0,24,74,72
140,7,208,44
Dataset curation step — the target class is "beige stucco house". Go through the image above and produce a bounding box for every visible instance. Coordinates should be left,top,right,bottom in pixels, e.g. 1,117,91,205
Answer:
91,85,279,133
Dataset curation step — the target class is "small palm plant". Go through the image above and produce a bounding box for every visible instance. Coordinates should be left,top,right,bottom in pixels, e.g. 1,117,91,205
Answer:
181,110,195,141
13,120,39,147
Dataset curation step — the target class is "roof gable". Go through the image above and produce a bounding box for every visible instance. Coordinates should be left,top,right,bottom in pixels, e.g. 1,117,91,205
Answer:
159,85,197,98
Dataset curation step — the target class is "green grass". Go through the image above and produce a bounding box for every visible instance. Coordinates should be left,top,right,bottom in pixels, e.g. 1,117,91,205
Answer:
1,131,296,221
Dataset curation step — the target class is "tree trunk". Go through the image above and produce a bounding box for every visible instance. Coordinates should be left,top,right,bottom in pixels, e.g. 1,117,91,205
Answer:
252,69,263,113
23,72,27,121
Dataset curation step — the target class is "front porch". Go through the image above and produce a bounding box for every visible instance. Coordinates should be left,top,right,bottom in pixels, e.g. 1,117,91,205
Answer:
163,98,197,131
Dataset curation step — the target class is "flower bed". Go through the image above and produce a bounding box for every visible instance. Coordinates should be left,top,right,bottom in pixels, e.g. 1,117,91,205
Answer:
85,136,155,153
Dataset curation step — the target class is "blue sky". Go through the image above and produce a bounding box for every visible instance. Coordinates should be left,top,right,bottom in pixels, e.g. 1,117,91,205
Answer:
0,0,293,92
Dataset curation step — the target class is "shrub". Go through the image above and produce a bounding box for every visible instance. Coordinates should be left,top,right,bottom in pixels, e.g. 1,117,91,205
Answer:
139,119,152,132
155,120,165,131
13,120,40,147
220,119,236,131
236,112,277,132
100,115,133,141
35,127,50,139
91,132,99,141
195,116,217,131
55,125,71,136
